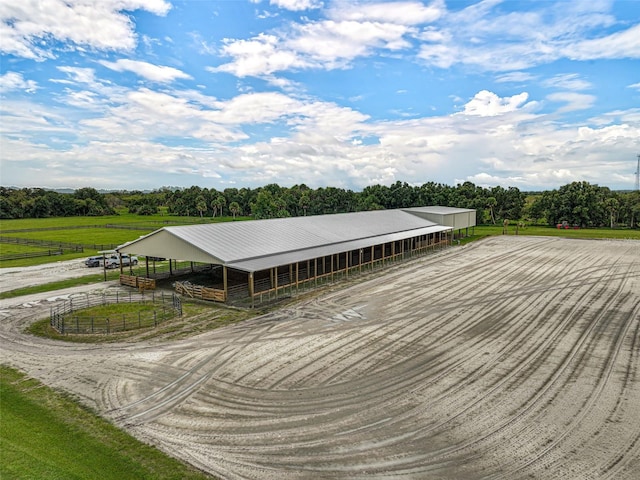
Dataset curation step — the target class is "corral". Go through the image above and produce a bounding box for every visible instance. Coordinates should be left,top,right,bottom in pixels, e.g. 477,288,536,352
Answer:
1,235,639,479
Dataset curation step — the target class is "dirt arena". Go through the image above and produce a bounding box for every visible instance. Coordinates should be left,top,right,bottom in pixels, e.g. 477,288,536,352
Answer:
1,236,639,479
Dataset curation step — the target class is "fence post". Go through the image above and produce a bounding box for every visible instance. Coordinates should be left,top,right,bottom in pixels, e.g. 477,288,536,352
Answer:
154,310,157,327
106,318,109,334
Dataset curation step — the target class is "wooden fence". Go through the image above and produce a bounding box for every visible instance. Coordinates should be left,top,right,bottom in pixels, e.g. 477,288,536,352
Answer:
175,281,226,302
120,274,156,291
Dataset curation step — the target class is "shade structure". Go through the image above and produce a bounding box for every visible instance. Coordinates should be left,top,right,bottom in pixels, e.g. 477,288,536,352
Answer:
117,207,466,273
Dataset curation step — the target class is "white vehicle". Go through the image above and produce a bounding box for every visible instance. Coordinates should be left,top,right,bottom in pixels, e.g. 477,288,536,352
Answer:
104,254,138,269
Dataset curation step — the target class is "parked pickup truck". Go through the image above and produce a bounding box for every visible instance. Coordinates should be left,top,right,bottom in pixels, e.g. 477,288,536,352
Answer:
84,256,102,267
103,254,138,269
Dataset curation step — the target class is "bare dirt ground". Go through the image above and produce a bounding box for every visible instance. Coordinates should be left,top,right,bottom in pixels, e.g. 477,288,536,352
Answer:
0,257,95,293
1,236,639,479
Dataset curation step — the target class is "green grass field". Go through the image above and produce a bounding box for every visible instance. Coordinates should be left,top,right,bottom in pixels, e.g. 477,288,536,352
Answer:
0,213,252,268
461,224,640,244
0,366,214,480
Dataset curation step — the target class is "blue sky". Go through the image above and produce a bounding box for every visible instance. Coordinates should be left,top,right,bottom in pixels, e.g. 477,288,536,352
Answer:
1,0,639,191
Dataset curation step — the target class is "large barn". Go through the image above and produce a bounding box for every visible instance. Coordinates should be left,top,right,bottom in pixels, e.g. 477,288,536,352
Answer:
117,206,475,306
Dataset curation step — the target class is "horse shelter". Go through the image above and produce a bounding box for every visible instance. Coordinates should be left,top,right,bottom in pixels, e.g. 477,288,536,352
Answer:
115,206,475,306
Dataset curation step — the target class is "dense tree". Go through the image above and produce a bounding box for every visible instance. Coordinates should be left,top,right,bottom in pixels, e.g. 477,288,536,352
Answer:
2,181,637,229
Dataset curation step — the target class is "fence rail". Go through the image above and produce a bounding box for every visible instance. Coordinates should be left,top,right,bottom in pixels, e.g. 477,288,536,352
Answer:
0,249,64,261
0,235,84,251
50,290,181,335
175,281,226,302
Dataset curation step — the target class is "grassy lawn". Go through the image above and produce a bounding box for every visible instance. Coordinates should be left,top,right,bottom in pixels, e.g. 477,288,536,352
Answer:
460,224,640,244
3,228,153,246
0,365,215,480
0,213,252,230
0,214,253,269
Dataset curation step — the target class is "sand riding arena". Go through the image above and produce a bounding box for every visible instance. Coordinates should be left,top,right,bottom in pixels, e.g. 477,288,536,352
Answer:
1,235,639,479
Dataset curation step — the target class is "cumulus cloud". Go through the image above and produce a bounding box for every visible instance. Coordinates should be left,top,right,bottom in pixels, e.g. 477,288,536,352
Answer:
214,1,442,78
0,0,171,60
99,59,192,83
459,90,531,117
0,71,38,93
327,1,443,25
3,84,639,190
268,0,323,11
214,34,308,77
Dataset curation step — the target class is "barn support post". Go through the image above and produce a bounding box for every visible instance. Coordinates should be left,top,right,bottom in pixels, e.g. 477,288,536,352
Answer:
346,251,349,278
249,272,254,308
296,262,299,292
169,259,173,276
223,266,228,302
331,255,334,282
274,267,278,299
314,258,318,287
145,258,149,278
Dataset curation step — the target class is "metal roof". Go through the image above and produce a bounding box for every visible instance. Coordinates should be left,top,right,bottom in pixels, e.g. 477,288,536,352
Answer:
404,206,476,215
118,208,454,272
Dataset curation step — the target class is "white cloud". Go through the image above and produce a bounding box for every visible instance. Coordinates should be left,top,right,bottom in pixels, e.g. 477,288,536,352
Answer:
290,20,413,61
0,0,171,60
459,90,531,117
56,66,98,84
328,1,443,25
542,74,592,91
495,72,537,84
416,1,637,72
3,74,639,190
546,92,596,112
99,59,192,83
628,82,640,91
269,0,323,11
215,1,441,78
565,24,640,61
0,71,38,93
214,34,308,77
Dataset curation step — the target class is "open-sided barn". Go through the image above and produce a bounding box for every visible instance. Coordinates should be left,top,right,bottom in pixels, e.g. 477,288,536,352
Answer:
117,206,475,305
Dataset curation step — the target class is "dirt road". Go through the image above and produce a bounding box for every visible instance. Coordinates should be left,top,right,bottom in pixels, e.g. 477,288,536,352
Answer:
1,236,639,479
0,258,96,293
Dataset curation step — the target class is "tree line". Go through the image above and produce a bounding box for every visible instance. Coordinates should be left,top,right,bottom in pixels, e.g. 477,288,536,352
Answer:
1,181,639,228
